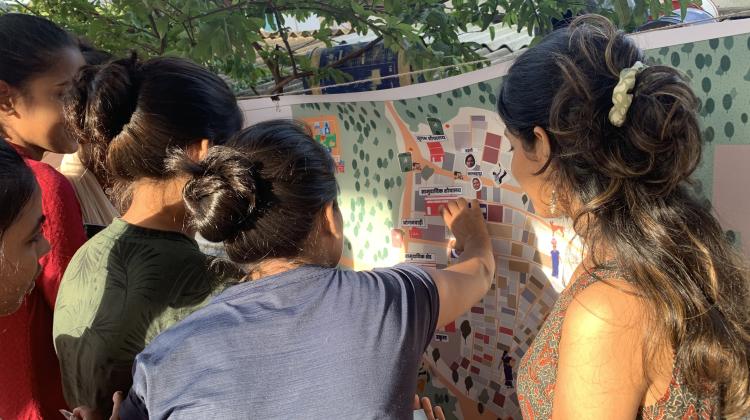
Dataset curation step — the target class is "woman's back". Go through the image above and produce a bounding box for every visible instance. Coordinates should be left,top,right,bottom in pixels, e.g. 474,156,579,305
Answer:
54,218,236,410
123,265,439,419
53,54,243,415
119,120,495,418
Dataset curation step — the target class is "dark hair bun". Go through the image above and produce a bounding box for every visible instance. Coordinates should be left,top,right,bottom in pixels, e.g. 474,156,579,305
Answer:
64,54,242,195
169,146,259,242
621,67,701,192
65,53,141,181
66,53,140,142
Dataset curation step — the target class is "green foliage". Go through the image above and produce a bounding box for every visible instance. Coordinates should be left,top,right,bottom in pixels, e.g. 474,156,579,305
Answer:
14,0,487,93
10,0,698,93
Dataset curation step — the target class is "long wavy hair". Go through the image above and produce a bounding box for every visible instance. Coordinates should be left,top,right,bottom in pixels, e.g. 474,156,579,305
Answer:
497,15,750,417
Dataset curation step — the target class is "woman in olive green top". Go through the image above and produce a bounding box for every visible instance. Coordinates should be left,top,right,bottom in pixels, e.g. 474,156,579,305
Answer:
52,54,243,416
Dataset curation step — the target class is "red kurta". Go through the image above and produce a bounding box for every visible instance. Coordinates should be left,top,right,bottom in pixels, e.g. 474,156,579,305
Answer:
0,143,87,419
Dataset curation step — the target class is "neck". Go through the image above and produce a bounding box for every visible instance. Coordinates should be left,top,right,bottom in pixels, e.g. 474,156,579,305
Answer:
246,253,336,282
121,177,190,234
247,259,306,281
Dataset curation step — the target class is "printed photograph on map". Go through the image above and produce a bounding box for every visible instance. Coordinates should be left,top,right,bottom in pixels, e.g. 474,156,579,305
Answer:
464,154,476,169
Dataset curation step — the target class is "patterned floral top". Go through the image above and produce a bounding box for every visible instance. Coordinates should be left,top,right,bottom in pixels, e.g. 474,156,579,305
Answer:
517,268,719,419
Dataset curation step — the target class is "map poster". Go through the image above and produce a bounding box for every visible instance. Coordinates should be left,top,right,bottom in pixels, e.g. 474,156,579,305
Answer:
239,19,750,419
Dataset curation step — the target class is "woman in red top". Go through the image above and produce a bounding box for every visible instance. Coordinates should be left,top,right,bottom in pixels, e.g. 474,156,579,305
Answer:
0,14,87,419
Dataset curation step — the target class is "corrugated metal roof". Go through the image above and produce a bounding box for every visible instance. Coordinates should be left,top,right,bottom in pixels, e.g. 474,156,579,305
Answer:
458,24,533,64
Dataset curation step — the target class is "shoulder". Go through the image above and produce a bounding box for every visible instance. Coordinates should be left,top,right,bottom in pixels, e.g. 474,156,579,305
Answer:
59,226,121,287
552,276,652,418
566,277,646,326
25,158,78,201
369,264,435,286
25,158,71,188
563,276,648,344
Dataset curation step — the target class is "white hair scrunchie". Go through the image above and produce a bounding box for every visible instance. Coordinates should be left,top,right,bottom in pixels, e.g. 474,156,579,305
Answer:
608,61,647,127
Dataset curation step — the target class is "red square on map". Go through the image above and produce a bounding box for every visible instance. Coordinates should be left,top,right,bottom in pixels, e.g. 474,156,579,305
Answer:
409,227,423,239
487,205,503,223
485,132,502,149
427,142,445,163
483,146,500,164
425,201,447,216
470,366,481,375
494,392,506,407
444,321,456,332
391,229,403,248
499,326,513,336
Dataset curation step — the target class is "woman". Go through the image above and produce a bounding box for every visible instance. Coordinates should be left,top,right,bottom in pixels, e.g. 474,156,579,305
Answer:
496,16,750,418
0,13,87,418
53,53,244,416
118,120,495,419
0,140,50,316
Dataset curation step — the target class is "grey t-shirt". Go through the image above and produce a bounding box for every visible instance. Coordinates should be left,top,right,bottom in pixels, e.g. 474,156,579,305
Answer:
120,264,439,419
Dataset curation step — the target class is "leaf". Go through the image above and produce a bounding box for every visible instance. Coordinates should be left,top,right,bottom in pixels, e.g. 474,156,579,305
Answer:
613,0,631,26
663,0,675,16
155,15,169,38
679,0,688,20
350,1,366,16
632,0,648,27
649,0,661,19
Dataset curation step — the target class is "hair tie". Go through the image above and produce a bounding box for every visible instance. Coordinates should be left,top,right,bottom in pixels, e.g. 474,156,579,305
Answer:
608,61,646,127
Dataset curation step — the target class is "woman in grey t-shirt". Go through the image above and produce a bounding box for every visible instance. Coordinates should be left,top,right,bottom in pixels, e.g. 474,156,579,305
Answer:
119,120,495,419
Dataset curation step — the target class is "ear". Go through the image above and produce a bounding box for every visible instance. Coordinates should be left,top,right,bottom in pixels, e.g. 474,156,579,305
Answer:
532,126,552,167
185,139,210,162
0,81,19,116
320,200,343,240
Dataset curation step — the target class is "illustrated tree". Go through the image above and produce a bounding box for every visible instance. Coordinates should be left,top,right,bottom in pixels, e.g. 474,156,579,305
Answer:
432,347,441,363
8,0,695,93
460,319,472,342
464,375,474,393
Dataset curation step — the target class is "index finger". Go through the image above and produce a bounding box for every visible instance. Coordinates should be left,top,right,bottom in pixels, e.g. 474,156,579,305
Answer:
421,397,435,420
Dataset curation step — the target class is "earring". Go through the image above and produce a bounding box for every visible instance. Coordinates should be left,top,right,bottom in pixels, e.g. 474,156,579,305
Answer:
549,189,558,217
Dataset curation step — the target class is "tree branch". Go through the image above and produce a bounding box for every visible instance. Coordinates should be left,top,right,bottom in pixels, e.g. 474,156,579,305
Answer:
253,41,282,83
270,0,299,77
13,0,41,16
184,0,268,23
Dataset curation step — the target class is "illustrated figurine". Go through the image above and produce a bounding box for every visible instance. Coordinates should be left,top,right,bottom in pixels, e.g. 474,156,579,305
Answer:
551,237,560,279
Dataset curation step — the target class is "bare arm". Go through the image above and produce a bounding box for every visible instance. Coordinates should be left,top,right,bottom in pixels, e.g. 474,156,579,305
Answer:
424,198,495,327
551,281,649,419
